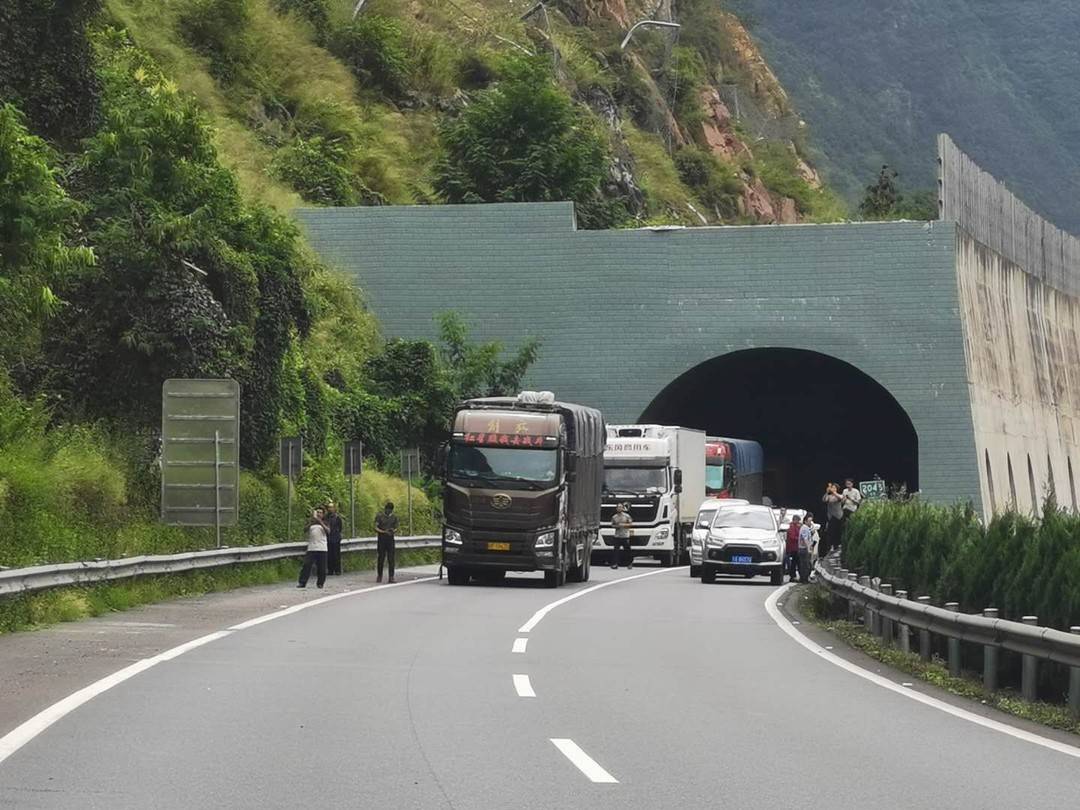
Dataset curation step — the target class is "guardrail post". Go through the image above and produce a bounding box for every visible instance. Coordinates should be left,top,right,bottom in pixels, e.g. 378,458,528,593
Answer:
1070,627,1080,718
1021,616,1039,702
880,584,893,645
982,608,999,691
896,590,910,653
859,576,872,630
846,573,858,621
871,581,883,638
918,596,932,661
945,602,961,677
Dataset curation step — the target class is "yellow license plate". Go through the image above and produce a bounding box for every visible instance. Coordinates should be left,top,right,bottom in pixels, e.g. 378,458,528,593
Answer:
487,542,511,551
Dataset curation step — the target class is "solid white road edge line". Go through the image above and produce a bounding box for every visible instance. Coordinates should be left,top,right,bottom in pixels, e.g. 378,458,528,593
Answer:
0,576,436,769
518,566,684,633
512,637,528,654
550,738,618,784
764,584,1080,761
513,674,536,698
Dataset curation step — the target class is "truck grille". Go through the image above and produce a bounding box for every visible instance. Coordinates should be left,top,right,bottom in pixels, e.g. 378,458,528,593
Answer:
601,500,660,524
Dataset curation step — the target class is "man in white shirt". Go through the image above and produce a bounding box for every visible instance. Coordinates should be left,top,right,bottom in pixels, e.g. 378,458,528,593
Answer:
841,479,863,517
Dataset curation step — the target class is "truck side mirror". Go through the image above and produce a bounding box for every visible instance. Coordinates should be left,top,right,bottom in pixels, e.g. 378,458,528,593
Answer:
673,468,683,494
565,454,578,483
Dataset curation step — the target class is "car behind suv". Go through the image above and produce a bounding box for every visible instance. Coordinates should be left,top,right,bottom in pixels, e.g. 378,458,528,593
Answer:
689,498,749,578
700,504,783,585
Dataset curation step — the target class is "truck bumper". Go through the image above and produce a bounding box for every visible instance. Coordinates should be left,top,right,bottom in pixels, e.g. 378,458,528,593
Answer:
442,542,554,572
598,527,674,552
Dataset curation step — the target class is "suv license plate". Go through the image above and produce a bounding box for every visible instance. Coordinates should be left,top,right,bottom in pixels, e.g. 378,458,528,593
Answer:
732,555,753,564
487,542,511,551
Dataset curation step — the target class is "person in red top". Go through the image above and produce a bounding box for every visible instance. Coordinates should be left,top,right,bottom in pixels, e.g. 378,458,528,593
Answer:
785,514,802,584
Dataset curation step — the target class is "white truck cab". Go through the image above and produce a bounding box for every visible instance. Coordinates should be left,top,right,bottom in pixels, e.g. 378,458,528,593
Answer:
598,425,705,567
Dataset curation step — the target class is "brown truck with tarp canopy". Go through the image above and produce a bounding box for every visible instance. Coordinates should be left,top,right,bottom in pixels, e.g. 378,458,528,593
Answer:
440,392,605,587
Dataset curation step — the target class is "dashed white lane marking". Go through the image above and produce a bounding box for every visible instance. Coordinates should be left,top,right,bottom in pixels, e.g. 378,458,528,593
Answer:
512,637,529,654
764,585,1080,761
518,566,683,633
0,577,436,768
550,738,618,784
513,674,536,698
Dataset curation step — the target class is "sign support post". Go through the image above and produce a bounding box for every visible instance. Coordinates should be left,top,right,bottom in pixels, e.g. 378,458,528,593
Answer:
287,451,293,543
407,452,414,537
214,430,222,548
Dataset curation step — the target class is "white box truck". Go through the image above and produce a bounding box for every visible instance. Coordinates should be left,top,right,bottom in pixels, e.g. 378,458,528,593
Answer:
597,425,706,567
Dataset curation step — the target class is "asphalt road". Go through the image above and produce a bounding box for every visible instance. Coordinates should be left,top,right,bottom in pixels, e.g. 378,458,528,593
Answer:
2,565,1080,808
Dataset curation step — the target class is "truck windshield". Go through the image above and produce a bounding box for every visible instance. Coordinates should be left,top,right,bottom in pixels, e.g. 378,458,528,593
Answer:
448,445,557,488
705,466,726,491
603,466,667,494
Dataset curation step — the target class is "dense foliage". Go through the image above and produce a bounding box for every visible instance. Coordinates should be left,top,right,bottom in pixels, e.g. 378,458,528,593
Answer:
843,501,1080,630
858,165,937,221
434,57,624,229
0,0,102,142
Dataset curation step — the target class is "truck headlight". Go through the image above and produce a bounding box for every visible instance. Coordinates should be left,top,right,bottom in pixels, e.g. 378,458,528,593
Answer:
534,531,556,549
655,527,670,540
444,527,463,546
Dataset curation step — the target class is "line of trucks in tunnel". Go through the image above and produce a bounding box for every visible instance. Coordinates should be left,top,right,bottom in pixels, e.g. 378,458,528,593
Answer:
438,392,767,587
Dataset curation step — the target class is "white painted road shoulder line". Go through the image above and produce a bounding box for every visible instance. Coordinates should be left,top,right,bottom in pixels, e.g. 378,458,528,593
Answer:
513,674,536,698
518,566,684,633
0,576,436,769
512,637,528,654
550,738,618,784
764,585,1080,761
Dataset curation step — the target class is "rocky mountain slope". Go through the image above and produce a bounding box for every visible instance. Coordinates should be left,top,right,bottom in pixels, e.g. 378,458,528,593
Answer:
731,0,1080,231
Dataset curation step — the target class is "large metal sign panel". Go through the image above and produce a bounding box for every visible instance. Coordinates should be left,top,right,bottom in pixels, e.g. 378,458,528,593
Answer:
401,447,420,479
161,379,240,527
280,437,303,478
860,479,887,501
344,440,363,477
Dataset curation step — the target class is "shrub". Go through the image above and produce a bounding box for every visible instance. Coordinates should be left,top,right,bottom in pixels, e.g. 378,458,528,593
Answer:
271,0,331,43
844,500,1080,629
675,147,743,219
177,0,255,82
328,15,412,100
270,135,365,205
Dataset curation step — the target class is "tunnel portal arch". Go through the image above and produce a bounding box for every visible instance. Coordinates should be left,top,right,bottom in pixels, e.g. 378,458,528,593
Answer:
638,348,919,512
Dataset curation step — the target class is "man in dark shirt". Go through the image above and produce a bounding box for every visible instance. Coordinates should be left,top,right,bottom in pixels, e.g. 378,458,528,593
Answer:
375,502,400,583
325,501,344,575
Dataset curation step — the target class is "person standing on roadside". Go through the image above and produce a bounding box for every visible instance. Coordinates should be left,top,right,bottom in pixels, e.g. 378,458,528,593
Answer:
821,482,844,557
375,501,399,583
325,501,344,576
841,479,863,525
611,502,634,569
298,508,329,589
798,513,816,582
785,514,802,583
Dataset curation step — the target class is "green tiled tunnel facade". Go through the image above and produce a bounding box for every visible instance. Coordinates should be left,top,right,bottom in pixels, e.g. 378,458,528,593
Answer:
297,203,980,508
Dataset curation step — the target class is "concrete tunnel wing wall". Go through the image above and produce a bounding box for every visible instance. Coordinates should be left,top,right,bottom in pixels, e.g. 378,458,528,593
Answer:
296,203,981,509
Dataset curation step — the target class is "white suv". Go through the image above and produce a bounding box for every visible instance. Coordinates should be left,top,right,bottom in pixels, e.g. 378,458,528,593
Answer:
700,504,784,585
689,498,749,578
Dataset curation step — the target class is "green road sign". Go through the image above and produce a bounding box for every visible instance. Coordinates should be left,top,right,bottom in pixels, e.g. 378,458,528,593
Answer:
161,379,240,534
860,479,887,500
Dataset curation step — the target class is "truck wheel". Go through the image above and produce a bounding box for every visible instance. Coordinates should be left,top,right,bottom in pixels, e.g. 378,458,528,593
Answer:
582,552,591,582
447,567,468,586
660,551,675,567
770,567,784,586
544,569,560,588
700,566,716,584
690,565,701,578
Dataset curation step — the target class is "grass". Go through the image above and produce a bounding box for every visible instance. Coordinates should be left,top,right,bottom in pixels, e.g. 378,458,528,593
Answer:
0,547,440,635
797,584,1080,736
623,124,700,225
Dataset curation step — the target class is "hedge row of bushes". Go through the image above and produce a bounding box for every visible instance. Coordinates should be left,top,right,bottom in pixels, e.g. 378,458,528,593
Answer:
843,500,1080,630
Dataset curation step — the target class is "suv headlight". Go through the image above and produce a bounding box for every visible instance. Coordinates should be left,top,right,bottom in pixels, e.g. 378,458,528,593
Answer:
534,531,556,549
444,527,463,545
706,534,724,547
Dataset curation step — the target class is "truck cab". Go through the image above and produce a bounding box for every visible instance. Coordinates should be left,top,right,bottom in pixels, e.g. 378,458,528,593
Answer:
598,425,705,567
441,392,604,588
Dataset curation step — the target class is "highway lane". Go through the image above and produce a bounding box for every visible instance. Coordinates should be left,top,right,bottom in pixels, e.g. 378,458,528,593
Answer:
2,566,1080,808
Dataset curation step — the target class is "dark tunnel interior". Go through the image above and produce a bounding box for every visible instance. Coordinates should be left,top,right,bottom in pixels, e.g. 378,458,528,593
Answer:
639,348,919,513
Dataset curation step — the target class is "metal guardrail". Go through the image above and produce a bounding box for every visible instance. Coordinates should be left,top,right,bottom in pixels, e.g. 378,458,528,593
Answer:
815,558,1080,715
0,536,441,597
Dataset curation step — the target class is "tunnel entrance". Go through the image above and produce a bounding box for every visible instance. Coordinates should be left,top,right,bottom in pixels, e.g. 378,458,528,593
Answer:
639,348,919,513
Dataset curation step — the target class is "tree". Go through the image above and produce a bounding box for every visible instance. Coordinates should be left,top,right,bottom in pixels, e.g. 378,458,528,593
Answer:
858,165,900,219
0,104,95,371
434,57,623,229
436,311,540,400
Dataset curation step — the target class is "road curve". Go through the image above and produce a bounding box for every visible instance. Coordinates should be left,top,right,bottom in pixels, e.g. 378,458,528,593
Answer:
2,566,1080,809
